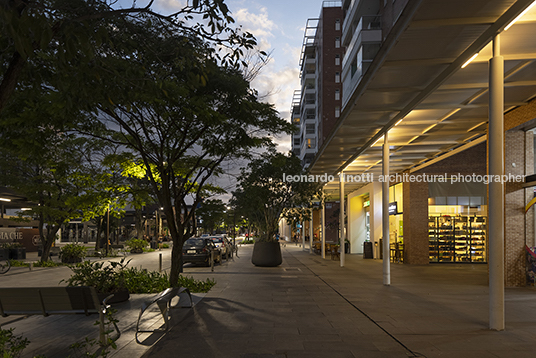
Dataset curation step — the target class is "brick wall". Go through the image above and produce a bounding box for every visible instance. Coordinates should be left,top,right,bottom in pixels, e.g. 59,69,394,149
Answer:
403,180,429,264
403,143,487,265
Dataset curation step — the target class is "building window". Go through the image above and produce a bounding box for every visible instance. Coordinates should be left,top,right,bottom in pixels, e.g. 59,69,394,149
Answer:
294,138,300,146
306,123,315,134
307,138,316,149
335,106,340,118
335,19,341,31
335,54,340,66
335,37,340,48
335,72,340,83
335,89,340,101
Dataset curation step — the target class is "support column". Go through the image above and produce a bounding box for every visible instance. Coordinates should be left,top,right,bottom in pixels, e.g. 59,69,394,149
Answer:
302,220,305,250
309,209,314,254
383,132,391,286
321,199,326,259
489,34,504,331
340,172,345,267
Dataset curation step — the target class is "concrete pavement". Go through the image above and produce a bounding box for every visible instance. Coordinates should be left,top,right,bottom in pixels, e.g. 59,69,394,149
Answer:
2,243,536,357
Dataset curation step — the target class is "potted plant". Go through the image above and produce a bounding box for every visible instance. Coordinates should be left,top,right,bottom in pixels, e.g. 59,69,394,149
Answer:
62,258,131,303
59,243,87,263
125,238,147,253
2,242,26,260
232,151,321,267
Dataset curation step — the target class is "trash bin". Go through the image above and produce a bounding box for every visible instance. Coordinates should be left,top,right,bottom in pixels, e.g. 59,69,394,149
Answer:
363,241,373,259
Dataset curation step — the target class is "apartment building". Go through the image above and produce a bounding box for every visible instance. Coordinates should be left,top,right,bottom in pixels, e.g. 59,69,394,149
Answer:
291,2,343,169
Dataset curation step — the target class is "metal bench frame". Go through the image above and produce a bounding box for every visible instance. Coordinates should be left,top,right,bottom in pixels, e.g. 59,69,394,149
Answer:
0,286,120,345
135,287,193,343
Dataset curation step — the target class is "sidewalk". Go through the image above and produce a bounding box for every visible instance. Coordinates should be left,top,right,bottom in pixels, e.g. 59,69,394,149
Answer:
2,244,536,357
141,244,536,358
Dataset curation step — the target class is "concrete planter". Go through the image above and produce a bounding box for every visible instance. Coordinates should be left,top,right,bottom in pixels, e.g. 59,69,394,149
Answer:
251,241,282,267
98,288,130,304
9,248,26,260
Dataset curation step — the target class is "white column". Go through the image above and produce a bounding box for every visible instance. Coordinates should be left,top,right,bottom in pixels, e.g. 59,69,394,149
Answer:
489,35,505,331
383,132,391,286
309,209,314,253
321,199,326,259
340,172,345,267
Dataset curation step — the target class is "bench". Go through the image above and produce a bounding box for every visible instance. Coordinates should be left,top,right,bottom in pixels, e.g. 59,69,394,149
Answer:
135,287,193,343
0,286,119,346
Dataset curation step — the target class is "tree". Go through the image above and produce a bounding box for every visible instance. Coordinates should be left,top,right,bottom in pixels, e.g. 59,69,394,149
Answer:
197,199,226,234
0,0,257,112
232,151,321,242
68,15,294,285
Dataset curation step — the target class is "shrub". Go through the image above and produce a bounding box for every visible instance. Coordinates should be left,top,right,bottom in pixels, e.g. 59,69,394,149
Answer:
9,260,29,267
60,243,87,263
125,238,147,253
0,328,29,358
62,259,130,294
33,260,62,268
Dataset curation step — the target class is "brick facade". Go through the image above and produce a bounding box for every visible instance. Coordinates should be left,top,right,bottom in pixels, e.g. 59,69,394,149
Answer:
403,143,487,265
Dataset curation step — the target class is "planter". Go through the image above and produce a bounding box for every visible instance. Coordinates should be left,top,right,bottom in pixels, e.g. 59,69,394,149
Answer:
97,288,130,304
0,248,8,260
9,248,26,260
251,241,282,267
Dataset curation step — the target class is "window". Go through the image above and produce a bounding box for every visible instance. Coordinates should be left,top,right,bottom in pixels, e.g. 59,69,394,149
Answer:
335,106,340,118
335,19,341,31
335,72,340,83
306,123,315,134
293,138,300,146
335,54,340,66
335,89,340,101
335,37,340,48
307,138,316,149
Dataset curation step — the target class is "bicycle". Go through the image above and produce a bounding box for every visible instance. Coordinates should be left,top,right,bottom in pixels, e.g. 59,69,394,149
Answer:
0,258,11,274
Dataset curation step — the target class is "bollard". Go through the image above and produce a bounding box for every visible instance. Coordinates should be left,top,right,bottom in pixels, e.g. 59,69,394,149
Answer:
29,262,32,271
211,250,214,272
159,253,162,273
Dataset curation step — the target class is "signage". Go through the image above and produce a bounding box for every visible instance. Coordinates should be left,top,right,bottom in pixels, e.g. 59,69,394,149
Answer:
389,202,398,215
363,200,370,208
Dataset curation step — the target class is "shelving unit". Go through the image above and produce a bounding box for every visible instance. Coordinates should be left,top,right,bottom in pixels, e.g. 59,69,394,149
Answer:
428,215,487,263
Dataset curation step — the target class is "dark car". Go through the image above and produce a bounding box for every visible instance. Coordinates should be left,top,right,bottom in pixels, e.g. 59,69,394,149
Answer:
182,238,221,266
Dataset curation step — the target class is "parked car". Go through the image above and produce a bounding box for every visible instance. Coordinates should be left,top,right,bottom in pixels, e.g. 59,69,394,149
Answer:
182,238,221,266
210,236,231,259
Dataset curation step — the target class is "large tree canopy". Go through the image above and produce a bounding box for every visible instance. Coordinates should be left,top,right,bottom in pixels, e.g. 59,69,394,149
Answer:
232,151,321,242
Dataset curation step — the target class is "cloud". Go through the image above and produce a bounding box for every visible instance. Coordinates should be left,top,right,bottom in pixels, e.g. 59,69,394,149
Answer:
233,7,276,40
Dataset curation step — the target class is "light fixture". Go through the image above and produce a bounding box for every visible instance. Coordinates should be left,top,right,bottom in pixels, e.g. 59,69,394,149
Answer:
20,208,31,211
461,53,479,68
394,119,403,126
505,0,536,31
0,198,11,202
372,137,382,146
422,123,438,134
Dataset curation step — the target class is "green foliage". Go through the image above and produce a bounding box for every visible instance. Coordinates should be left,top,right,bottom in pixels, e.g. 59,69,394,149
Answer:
8,260,29,267
197,199,226,234
60,244,87,262
32,260,62,268
177,276,216,293
122,268,170,293
232,150,321,241
162,243,170,249
125,239,148,251
62,259,131,294
69,308,119,357
0,328,29,358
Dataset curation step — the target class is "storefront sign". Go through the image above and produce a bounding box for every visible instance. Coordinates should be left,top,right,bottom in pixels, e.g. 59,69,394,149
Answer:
0,228,23,242
389,202,398,215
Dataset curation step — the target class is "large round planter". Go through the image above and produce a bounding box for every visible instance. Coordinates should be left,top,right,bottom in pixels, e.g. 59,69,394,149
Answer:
98,288,130,304
251,241,282,267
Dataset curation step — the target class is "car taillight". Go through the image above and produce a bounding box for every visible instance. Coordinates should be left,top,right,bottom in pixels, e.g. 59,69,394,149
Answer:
202,247,208,253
